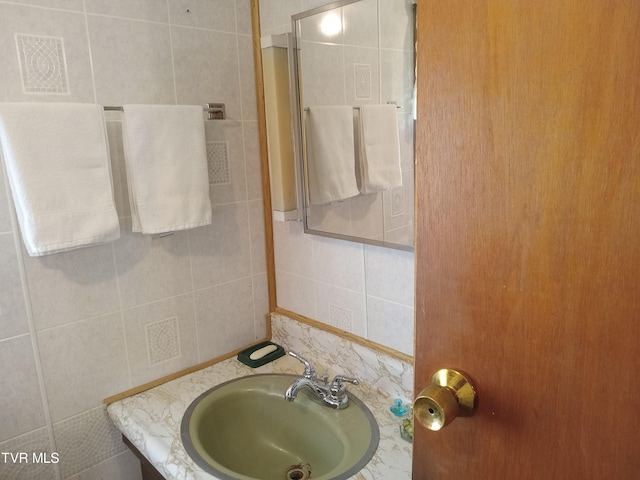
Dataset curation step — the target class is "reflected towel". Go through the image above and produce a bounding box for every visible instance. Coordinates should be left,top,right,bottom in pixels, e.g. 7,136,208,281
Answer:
0,102,120,256
122,104,211,234
357,104,402,194
305,105,359,205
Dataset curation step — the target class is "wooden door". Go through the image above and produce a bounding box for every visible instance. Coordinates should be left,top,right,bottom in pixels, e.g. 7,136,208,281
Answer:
413,1,640,478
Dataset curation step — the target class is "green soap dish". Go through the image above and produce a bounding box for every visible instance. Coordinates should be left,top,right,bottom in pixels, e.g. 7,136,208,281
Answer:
237,341,285,368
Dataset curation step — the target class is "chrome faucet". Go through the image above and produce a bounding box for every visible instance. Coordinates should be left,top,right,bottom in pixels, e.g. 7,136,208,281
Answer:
284,351,359,410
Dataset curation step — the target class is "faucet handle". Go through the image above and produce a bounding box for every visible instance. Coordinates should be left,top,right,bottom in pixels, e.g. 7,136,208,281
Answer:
330,375,359,396
331,375,359,387
329,376,359,408
288,351,316,379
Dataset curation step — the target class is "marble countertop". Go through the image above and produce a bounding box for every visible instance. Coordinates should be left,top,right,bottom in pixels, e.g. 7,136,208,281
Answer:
107,353,412,479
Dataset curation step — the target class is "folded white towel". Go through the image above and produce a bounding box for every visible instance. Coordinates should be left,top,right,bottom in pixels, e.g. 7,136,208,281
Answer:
305,105,359,205
357,104,403,194
0,102,120,256
122,105,211,234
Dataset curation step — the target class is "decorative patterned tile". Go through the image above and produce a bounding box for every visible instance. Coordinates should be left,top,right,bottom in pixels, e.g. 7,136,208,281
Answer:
15,34,69,94
206,141,231,185
329,303,354,331
145,316,180,366
53,406,126,479
354,63,372,100
0,428,57,480
391,186,405,217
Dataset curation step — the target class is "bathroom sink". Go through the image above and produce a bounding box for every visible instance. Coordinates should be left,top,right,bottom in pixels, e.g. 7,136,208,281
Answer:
181,374,379,480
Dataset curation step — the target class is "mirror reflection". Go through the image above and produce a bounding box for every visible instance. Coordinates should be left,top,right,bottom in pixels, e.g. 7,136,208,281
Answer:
291,0,415,251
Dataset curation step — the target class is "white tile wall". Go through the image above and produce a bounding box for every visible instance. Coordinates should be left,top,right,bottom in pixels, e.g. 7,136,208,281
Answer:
258,0,303,36
0,335,46,442
312,236,365,291
0,234,29,338
0,0,267,478
252,272,270,336
273,219,314,277
366,295,414,354
88,16,176,105
37,313,130,422
274,220,415,356
364,244,414,308
194,278,257,360
0,171,12,232
84,0,168,23
172,28,242,117
243,122,264,200
379,0,415,50
238,35,259,120
122,294,199,387
343,0,379,48
113,229,193,308
276,271,318,320
248,199,268,274
168,0,237,32
67,450,141,480
189,203,253,288
24,243,120,330
14,0,83,12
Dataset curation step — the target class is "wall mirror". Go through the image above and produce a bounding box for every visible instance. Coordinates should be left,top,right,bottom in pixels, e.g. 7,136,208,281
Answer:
290,0,416,251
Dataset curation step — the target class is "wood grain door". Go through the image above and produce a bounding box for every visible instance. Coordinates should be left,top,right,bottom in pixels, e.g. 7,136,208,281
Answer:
413,1,640,478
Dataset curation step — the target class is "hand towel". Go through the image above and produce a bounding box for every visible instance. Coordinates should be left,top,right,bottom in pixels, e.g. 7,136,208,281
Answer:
0,102,120,256
305,105,359,205
357,104,403,194
122,105,211,234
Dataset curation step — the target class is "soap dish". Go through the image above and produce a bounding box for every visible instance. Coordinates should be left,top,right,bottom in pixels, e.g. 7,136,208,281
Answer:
237,341,285,368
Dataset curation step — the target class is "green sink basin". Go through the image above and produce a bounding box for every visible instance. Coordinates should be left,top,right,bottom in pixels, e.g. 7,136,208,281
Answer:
181,374,379,480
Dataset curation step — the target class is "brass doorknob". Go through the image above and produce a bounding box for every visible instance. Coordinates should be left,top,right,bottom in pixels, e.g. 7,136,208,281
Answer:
414,368,477,431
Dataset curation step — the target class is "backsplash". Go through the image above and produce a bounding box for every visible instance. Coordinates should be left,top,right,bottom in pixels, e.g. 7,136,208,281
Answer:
271,313,413,402
0,1,265,479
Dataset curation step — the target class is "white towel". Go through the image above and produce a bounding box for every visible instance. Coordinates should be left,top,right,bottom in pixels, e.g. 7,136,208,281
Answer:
122,105,211,234
0,102,120,256
305,105,359,205
357,104,403,194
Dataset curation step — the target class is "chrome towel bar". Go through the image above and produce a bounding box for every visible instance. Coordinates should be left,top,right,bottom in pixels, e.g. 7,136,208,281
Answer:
103,103,225,120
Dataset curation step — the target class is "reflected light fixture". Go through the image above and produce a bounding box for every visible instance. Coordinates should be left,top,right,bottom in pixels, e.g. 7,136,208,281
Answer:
320,13,342,37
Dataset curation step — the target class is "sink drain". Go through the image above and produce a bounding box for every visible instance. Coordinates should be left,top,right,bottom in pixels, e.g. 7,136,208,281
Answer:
285,462,311,480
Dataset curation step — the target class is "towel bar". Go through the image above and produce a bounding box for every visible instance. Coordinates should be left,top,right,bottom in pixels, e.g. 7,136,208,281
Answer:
303,104,402,112
103,103,225,120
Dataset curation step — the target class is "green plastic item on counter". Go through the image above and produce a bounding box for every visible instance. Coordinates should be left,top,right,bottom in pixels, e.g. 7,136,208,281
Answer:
237,341,285,368
390,399,413,443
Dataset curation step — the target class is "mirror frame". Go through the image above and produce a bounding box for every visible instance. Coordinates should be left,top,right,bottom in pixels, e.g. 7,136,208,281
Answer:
290,0,415,252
